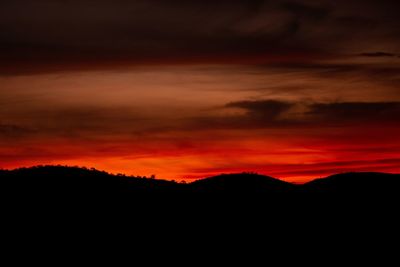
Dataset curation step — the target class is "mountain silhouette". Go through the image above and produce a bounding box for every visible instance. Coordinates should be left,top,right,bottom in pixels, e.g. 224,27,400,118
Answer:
0,165,184,199
189,173,295,195
2,166,399,203
2,165,399,245
303,172,400,197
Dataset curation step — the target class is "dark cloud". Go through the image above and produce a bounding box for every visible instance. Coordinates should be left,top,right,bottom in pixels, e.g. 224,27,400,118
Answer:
1,0,400,74
307,102,400,123
226,100,293,119
184,100,297,130
0,124,34,138
209,100,400,129
360,52,397,57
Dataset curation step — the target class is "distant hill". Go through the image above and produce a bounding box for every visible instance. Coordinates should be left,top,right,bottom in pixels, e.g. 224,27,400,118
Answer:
1,166,399,202
2,165,400,236
0,166,184,201
303,172,400,196
189,173,295,195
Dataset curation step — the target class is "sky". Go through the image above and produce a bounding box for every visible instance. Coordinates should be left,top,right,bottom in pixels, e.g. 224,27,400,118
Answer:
1,0,400,182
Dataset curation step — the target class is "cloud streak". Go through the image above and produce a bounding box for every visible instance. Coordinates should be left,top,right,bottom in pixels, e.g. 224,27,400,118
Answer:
360,52,398,57
2,97,400,140
212,100,400,129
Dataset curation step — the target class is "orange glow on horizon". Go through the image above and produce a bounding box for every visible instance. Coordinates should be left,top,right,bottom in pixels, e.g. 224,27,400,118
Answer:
2,130,400,184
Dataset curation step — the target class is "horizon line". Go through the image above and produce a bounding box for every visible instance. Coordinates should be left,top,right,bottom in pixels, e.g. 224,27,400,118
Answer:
2,164,399,185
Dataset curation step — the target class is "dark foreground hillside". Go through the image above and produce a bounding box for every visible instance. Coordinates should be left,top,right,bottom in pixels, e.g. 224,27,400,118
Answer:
1,166,399,260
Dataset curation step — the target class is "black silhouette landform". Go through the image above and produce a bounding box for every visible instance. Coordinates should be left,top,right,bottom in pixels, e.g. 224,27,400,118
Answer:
2,165,399,247
1,165,399,201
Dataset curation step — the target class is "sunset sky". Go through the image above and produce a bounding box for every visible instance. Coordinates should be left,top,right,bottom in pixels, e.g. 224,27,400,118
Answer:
1,0,400,182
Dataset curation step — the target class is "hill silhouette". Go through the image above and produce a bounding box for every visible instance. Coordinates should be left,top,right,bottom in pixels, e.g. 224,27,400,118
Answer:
2,165,399,202
303,172,400,197
0,165,184,199
2,165,399,248
189,172,295,195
